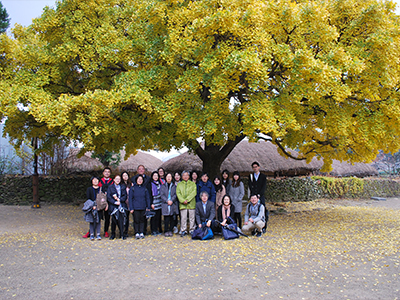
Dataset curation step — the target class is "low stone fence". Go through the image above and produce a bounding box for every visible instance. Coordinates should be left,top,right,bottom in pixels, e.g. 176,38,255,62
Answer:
1,175,399,205
0,175,92,205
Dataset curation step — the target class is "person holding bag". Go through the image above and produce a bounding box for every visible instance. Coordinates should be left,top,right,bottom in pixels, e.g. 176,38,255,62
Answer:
160,173,178,237
84,176,103,240
107,175,128,240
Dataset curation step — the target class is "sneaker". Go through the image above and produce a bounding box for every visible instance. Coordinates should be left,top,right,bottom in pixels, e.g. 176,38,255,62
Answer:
152,232,158,236
140,233,145,239
82,231,90,238
135,233,140,239
189,230,194,235
262,228,266,234
165,232,169,237
104,232,109,238
256,231,262,237
180,231,187,237
109,234,115,240
173,226,178,234
252,229,257,236
96,235,101,240
90,234,94,241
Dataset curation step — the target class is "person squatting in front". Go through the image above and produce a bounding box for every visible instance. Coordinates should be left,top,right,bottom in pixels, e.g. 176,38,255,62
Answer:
242,194,266,237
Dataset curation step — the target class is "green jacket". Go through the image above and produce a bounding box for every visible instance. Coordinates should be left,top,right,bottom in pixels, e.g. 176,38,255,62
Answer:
176,180,197,210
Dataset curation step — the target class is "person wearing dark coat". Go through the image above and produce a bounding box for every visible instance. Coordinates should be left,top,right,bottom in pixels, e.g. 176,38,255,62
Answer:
221,169,231,195
131,165,151,235
150,171,163,235
196,173,216,203
248,161,268,232
84,176,102,240
214,195,236,233
129,175,151,239
160,173,178,237
195,191,216,228
107,175,128,240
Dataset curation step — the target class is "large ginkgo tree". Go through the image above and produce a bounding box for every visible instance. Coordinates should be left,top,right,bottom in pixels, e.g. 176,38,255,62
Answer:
1,0,400,178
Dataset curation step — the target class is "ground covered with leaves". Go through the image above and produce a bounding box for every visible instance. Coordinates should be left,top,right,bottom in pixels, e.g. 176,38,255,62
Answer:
0,199,399,299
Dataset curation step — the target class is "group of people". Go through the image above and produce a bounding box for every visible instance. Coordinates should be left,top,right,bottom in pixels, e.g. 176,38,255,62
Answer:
83,162,268,240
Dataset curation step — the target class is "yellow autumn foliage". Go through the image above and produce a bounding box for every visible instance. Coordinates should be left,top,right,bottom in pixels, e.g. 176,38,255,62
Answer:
1,0,400,171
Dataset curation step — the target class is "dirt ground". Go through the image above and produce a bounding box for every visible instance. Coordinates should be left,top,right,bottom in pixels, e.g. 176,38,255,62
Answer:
0,198,399,300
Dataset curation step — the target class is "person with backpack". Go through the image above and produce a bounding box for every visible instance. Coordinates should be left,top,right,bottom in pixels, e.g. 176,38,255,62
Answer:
242,194,266,237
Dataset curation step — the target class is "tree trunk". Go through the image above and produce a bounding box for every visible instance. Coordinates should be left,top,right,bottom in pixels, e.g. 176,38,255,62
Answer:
32,137,40,209
195,135,245,180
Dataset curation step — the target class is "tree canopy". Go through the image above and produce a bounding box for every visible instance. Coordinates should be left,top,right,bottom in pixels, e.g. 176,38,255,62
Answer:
1,0,400,176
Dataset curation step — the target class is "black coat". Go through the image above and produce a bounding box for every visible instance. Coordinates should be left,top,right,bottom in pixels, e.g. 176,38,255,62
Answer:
107,184,128,212
128,184,151,211
248,172,267,204
216,204,236,223
86,186,105,219
195,201,216,225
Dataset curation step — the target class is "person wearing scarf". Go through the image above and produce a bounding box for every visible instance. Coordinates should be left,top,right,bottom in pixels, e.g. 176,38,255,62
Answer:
215,195,236,232
107,175,127,240
161,173,178,237
213,176,226,213
150,171,163,235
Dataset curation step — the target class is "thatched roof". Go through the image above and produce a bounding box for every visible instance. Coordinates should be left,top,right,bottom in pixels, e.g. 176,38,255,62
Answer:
319,160,378,177
161,140,322,176
160,140,378,177
65,149,162,173
65,149,104,172
117,150,162,173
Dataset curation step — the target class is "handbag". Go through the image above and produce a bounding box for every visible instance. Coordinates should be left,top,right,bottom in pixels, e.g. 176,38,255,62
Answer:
145,210,156,219
192,223,214,240
222,223,239,240
96,188,108,211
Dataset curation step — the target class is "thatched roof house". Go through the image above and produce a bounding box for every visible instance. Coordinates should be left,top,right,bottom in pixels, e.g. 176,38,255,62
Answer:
160,140,322,176
160,140,378,177
65,149,104,172
65,149,162,173
319,160,378,177
117,150,162,173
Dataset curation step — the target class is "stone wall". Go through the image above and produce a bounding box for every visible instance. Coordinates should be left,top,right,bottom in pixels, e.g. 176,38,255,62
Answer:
0,175,93,205
1,175,399,205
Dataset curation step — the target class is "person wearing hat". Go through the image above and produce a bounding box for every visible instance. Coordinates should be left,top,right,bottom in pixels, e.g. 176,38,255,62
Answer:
196,172,216,203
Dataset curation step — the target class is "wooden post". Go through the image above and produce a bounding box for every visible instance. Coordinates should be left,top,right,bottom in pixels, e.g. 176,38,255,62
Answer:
32,137,40,209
